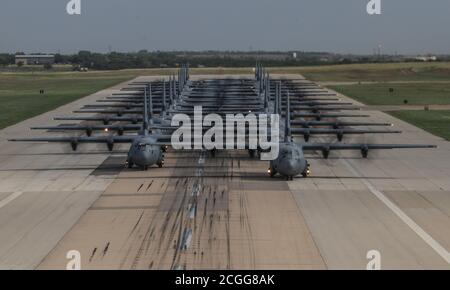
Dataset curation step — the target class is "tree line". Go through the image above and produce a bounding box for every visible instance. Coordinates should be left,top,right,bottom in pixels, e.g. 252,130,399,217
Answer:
1,51,447,70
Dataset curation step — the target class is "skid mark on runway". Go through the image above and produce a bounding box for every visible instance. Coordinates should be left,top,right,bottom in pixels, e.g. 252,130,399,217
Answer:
118,150,237,269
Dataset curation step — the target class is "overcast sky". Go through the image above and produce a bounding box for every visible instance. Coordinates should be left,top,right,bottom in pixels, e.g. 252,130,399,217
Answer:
1,0,449,54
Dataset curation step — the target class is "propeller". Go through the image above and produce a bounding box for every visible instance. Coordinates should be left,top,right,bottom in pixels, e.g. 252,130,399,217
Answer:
107,138,114,151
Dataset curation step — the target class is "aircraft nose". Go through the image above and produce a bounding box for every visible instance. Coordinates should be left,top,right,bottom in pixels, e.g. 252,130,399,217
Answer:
280,158,302,176
286,159,298,171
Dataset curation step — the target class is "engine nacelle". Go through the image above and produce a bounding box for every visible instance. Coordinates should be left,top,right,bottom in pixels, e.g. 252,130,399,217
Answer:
86,127,93,137
303,130,311,142
361,145,369,158
107,138,114,151
70,139,78,151
337,131,344,142
322,147,330,159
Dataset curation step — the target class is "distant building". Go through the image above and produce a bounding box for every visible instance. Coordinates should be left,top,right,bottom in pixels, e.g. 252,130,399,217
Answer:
414,56,437,62
15,54,55,65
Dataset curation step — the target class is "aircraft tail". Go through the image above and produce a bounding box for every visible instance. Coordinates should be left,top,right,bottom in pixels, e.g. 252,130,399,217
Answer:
162,79,167,116
148,83,154,121
285,91,292,142
143,85,149,134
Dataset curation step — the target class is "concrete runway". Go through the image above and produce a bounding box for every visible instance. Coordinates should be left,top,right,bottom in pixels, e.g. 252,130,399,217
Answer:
1,75,449,269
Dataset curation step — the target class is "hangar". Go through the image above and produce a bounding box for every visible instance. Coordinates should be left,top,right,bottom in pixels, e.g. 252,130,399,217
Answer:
14,54,55,65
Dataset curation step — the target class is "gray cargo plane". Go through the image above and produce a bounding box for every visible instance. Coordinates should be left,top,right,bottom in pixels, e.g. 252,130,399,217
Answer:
31,83,173,137
267,92,436,180
9,89,171,170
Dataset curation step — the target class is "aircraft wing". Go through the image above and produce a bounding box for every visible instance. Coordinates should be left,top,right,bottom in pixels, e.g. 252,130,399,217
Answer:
301,143,437,158
291,128,401,134
9,136,135,143
9,135,173,151
291,128,401,141
54,116,144,124
31,125,143,135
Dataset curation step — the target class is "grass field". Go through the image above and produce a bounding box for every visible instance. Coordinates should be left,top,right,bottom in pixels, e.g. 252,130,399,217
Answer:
0,73,133,129
293,62,450,82
311,63,450,140
389,110,450,141
328,83,450,105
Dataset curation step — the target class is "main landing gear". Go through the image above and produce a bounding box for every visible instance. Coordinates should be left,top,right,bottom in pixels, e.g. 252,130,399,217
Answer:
268,166,277,178
126,160,134,169
301,162,311,178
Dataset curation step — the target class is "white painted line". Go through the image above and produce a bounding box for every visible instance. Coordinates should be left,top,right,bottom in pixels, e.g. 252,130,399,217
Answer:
180,228,193,250
343,160,450,265
0,191,24,210
188,203,196,219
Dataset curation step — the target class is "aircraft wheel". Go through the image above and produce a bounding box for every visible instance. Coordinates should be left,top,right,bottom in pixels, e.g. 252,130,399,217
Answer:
127,161,134,169
143,166,149,171
268,167,277,178
157,161,164,168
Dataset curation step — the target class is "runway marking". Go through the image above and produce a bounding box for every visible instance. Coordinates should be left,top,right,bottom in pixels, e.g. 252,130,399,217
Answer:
343,159,450,265
191,183,201,197
188,203,197,219
180,228,193,250
0,191,23,210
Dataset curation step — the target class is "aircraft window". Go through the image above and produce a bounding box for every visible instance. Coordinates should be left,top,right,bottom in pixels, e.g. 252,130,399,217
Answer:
138,143,148,150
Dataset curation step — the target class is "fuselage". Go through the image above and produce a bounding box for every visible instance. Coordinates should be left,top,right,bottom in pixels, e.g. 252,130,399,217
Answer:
269,142,308,178
127,136,163,168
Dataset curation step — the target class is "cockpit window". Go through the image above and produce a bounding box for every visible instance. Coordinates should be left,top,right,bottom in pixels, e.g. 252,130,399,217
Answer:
280,146,301,159
138,143,149,150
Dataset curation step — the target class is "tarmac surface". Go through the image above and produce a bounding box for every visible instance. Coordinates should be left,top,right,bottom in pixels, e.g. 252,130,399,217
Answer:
1,75,449,269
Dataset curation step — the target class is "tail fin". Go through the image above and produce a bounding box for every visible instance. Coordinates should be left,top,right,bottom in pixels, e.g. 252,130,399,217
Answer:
162,79,167,115
274,81,280,114
143,85,149,133
285,91,291,142
148,83,154,121
168,76,173,106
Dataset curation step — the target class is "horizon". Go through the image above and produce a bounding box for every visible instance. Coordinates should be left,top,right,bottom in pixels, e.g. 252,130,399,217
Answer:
5,50,449,57
1,0,450,55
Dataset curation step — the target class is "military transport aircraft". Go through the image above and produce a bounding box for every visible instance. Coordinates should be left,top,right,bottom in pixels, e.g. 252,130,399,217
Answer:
9,89,171,170
267,92,437,180
9,64,437,178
